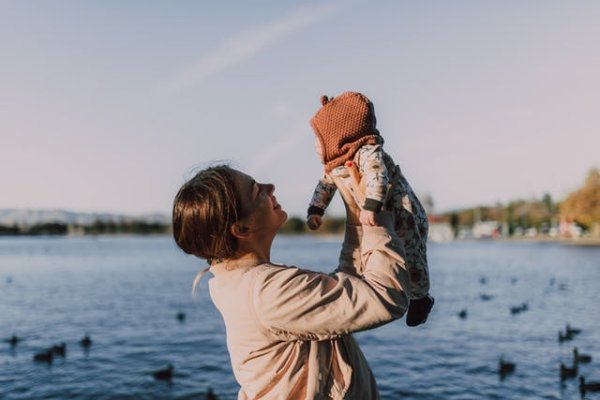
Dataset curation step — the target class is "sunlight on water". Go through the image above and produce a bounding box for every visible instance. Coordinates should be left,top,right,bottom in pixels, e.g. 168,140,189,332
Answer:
1,236,599,399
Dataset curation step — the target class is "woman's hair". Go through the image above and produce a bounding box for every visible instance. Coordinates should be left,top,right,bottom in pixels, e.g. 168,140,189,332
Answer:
172,164,244,265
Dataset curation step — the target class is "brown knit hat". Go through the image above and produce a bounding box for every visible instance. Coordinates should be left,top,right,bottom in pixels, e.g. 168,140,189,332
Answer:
310,91,382,173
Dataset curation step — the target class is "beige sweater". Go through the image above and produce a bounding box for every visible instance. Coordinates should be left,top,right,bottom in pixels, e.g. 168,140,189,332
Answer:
208,215,410,399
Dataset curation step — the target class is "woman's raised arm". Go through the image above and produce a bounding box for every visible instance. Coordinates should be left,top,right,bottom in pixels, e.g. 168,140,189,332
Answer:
252,210,410,341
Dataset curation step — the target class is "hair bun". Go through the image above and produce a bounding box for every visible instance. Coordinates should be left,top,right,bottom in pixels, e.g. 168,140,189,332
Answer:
320,95,329,106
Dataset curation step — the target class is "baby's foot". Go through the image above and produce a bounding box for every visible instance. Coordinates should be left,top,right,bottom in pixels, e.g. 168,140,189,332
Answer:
406,294,434,327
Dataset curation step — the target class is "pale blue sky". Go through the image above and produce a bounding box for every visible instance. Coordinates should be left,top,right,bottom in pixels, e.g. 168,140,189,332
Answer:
1,1,598,217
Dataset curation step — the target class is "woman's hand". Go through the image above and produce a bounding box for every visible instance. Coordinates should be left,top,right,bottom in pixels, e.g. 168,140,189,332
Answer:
333,162,365,226
359,210,378,226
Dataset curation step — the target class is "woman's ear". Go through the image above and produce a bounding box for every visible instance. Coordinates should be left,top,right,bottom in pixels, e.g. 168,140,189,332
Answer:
230,222,250,239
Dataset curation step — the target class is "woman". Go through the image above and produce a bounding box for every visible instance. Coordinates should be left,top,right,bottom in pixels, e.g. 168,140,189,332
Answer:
172,164,411,399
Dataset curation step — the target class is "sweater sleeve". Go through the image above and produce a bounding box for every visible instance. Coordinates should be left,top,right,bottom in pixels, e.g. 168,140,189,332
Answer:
357,145,389,213
253,212,410,341
307,175,337,216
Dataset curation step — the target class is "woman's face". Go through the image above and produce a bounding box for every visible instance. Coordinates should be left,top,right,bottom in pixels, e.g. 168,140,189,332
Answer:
232,170,287,234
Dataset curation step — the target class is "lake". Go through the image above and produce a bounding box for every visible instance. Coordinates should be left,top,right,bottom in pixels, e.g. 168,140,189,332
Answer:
1,236,599,399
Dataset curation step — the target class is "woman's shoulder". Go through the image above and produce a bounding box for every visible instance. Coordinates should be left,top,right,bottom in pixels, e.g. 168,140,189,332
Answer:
252,263,322,286
253,262,298,277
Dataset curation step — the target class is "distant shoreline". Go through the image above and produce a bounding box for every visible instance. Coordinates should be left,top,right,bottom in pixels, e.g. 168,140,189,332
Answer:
1,232,599,246
429,236,600,247
497,236,600,246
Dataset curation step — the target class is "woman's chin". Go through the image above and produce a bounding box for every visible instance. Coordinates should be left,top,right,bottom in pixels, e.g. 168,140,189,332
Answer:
278,210,288,225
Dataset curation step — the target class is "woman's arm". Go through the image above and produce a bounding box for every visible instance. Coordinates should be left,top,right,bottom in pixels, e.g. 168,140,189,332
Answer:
333,163,364,276
253,211,410,341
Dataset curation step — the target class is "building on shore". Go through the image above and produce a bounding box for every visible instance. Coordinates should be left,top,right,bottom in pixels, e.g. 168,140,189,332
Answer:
428,215,454,242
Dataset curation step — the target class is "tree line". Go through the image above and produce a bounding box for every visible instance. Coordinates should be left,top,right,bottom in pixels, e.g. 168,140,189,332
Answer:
0,221,169,236
432,168,599,237
279,167,600,237
2,168,597,237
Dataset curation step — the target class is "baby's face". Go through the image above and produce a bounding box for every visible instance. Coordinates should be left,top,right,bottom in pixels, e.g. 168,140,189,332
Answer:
314,139,323,160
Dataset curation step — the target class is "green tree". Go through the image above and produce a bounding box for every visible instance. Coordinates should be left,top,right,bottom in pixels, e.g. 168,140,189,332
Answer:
321,217,345,234
27,223,68,235
542,193,554,214
279,217,307,234
0,224,21,235
449,212,459,238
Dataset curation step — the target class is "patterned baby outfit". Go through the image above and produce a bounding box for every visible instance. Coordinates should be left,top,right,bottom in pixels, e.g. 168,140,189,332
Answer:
307,143,430,299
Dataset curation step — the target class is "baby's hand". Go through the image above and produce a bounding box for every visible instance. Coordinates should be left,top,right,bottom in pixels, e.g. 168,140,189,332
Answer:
306,214,322,230
359,210,378,226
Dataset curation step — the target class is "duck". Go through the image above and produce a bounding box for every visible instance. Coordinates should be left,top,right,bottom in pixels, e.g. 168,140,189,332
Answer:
80,335,92,349
7,335,22,347
479,294,494,301
510,303,528,315
558,330,573,343
33,349,54,364
558,283,568,291
206,387,218,400
51,342,66,357
153,363,174,381
565,323,581,337
560,362,578,381
458,309,468,319
580,377,600,396
499,358,516,377
573,347,592,364
176,311,186,322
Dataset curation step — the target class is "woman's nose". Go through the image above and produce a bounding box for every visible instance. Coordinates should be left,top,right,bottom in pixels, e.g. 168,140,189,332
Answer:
261,183,275,195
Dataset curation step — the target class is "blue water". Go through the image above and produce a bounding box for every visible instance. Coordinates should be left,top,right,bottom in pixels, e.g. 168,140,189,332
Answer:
1,236,599,399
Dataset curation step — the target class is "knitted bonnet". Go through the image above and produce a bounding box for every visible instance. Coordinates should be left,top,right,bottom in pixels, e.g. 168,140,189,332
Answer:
310,91,381,173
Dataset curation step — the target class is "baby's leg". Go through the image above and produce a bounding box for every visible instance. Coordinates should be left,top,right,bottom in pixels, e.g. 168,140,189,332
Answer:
393,195,430,298
393,194,434,327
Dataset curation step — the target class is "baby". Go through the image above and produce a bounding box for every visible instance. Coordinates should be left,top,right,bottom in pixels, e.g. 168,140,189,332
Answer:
306,91,434,327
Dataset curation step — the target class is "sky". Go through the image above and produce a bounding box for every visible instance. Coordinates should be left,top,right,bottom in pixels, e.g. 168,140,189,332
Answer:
1,1,599,218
